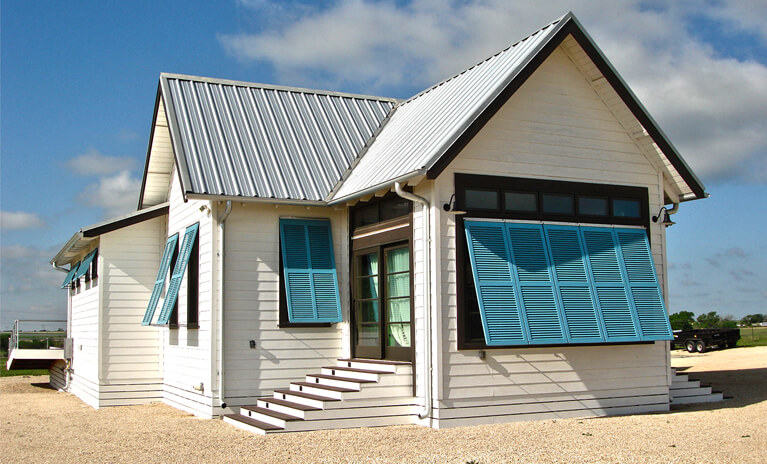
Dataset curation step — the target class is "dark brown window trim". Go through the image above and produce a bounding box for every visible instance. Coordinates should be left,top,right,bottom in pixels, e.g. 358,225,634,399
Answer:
455,173,652,350
168,238,180,330
186,231,199,329
350,190,413,235
278,231,332,329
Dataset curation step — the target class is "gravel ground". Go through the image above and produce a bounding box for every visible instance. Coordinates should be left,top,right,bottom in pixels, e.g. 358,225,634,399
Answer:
2,346,765,464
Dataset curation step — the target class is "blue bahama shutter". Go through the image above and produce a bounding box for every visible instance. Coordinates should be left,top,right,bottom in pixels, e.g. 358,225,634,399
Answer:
581,227,641,342
156,224,199,325
280,218,342,323
74,249,98,281
507,224,567,344
544,225,604,343
615,229,673,340
464,221,527,345
60,262,80,289
142,233,180,326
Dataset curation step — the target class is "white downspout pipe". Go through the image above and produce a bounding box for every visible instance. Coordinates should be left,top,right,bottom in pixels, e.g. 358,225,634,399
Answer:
394,182,432,421
217,201,233,409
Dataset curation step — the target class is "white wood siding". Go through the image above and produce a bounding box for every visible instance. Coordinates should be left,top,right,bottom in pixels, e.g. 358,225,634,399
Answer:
141,99,174,208
431,44,670,426
69,268,100,408
161,168,216,417
98,216,164,404
221,203,348,406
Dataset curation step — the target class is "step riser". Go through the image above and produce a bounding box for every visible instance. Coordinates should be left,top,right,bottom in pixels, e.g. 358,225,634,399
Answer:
290,383,345,399
274,391,327,409
223,416,268,435
241,408,288,428
671,381,701,389
306,376,363,390
275,413,417,433
670,387,715,398
321,367,380,381
256,400,308,419
336,360,412,375
671,393,724,405
299,404,418,422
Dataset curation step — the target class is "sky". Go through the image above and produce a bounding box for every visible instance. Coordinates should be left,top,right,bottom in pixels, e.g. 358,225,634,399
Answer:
1,0,766,329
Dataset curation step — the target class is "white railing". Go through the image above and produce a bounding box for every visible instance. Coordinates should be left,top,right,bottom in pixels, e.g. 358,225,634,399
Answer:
8,319,67,355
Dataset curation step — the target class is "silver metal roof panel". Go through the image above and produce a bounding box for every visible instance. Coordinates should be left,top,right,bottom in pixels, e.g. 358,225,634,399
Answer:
330,15,567,202
161,74,396,202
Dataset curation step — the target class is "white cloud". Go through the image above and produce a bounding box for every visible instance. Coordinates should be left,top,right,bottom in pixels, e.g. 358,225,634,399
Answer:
116,129,140,142
78,170,141,218
0,245,65,329
66,147,136,176
219,0,767,184
0,210,45,230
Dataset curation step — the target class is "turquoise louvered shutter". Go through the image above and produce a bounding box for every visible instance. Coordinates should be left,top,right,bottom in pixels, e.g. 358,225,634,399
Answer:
60,262,80,289
615,229,673,340
465,221,527,345
507,223,567,344
156,224,199,325
74,249,98,280
142,233,179,326
280,218,342,323
581,227,640,342
544,225,604,343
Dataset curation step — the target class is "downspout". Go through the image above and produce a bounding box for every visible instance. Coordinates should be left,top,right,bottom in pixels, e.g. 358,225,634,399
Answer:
217,201,233,409
394,182,432,421
666,203,679,216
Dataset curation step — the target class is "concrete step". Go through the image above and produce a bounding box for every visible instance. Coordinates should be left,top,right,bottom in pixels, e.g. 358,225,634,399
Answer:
671,391,725,405
240,405,302,428
305,373,375,390
273,389,339,409
256,398,321,419
336,358,412,374
223,414,283,435
321,366,384,381
670,386,715,398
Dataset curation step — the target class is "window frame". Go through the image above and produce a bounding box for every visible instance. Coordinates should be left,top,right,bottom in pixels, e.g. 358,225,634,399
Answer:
455,173,652,350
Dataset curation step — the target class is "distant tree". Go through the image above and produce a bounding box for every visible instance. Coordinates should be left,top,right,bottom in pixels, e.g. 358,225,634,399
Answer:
719,315,738,329
740,314,765,326
695,311,722,329
669,311,695,331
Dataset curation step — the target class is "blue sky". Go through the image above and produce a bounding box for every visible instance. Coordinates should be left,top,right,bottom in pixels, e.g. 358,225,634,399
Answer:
1,1,765,329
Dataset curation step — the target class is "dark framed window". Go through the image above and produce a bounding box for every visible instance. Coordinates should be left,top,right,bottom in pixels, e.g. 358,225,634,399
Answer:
464,188,500,211
455,173,650,350
186,233,199,329
351,193,413,233
169,241,180,329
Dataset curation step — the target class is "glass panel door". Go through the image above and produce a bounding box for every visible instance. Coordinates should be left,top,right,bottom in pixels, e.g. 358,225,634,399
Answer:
354,250,381,359
384,245,411,360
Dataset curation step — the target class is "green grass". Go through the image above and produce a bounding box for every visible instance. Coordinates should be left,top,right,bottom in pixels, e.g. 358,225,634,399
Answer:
738,326,767,347
0,357,50,377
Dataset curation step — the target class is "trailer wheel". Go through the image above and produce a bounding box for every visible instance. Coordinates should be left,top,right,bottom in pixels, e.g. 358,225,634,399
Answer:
685,340,696,353
695,340,706,353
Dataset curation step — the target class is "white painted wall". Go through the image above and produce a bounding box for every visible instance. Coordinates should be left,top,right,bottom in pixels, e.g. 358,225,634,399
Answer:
68,252,101,408
161,168,216,417
429,44,671,427
98,216,165,405
221,202,349,407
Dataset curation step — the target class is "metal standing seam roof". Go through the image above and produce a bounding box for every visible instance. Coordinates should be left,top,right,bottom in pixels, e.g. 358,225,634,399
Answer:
329,16,568,202
160,74,397,202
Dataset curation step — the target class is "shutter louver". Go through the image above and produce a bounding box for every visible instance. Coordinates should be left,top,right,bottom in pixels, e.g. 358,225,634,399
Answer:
464,221,527,345
142,234,179,326
60,262,80,289
615,229,672,340
280,219,342,323
156,224,199,325
74,249,98,281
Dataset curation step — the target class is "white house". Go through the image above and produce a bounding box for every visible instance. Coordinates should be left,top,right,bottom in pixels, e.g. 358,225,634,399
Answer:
40,12,720,433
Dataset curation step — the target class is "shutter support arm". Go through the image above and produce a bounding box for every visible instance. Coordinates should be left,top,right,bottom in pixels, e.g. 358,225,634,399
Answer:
394,182,432,421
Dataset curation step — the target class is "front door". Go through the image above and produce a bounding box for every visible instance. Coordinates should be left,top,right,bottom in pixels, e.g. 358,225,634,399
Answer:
353,243,412,361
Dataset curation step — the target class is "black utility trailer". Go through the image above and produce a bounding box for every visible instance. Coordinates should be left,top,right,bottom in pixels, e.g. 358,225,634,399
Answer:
672,328,740,353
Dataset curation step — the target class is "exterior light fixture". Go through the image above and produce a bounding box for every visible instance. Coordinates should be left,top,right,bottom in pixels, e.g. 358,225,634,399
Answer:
442,194,466,215
652,206,676,227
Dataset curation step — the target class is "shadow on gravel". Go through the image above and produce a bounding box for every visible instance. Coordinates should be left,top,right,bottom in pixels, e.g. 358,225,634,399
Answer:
30,382,56,391
671,368,767,412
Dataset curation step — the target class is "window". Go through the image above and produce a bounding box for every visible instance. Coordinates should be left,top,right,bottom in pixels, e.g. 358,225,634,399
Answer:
351,194,413,230
142,233,179,326
279,218,342,324
465,189,499,211
464,221,672,346
455,174,652,349
74,248,98,284
60,262,80,289
154,223,199,326
612,198,641,218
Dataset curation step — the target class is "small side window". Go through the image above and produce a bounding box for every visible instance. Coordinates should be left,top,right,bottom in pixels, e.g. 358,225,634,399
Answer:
465,189,499,211
578,196,608,216
504,191,537,213
612,198,641,218
542,194,574,215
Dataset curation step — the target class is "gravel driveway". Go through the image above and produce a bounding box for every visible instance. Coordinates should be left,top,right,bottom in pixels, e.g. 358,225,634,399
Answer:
2,346,765,463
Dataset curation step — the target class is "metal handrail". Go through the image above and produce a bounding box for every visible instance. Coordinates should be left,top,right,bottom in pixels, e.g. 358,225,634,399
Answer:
8,319,68,354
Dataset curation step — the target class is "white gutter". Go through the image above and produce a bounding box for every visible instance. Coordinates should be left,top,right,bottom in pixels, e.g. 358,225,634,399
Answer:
217,201,233,409
393,182,432,421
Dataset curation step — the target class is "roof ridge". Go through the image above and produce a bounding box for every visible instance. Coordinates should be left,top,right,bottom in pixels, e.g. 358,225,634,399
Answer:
159,72,397,103
398,14,566,107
